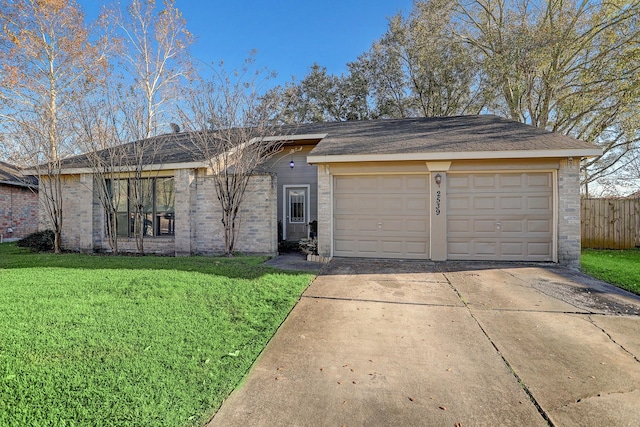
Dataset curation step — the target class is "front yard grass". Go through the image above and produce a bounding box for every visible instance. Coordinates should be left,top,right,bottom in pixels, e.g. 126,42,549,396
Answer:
0,243,315,426
581,248,640,296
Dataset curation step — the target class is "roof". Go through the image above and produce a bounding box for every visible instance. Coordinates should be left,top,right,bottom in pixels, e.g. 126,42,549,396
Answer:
0,161,37,187
59,115,601,172
303,115,601,162
60,132,208,170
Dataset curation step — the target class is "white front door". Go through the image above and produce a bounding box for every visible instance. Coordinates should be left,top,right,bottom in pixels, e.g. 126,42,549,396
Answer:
285,187,308,240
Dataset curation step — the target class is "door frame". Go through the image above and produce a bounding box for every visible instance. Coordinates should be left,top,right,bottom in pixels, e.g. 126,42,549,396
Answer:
282,184,310,240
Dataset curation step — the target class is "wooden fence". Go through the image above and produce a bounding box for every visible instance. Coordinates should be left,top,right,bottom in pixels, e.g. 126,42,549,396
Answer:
581,198,640,249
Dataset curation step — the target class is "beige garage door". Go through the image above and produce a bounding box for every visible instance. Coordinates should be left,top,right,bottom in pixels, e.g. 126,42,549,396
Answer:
447,172,553,261
333,175,430,259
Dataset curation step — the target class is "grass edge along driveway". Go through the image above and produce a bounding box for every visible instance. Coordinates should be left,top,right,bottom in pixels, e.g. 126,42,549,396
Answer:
0,244,315,427
581,248,640,296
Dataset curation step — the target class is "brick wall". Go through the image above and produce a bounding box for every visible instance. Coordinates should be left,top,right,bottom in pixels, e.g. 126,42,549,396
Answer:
193,172,277,255
44,170,277,256
0,184,38,239
557,158,582,267
316,165,332,257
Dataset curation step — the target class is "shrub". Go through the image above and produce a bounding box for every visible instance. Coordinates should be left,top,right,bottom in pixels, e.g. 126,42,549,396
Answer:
17,230,55,252
298,238,318,255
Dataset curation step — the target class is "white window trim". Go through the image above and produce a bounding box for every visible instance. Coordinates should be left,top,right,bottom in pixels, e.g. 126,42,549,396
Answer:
282,184,310,240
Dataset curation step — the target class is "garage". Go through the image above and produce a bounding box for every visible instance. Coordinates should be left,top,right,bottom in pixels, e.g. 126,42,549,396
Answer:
306,115,601,266
333,175,430,259
447,172,554,261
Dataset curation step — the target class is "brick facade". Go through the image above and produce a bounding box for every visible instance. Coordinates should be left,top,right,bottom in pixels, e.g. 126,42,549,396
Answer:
316,165,332,258
0,184,38,239
45,170,277,256
557,158,582,267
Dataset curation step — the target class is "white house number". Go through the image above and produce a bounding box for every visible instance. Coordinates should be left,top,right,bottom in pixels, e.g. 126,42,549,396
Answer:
435,190,441,215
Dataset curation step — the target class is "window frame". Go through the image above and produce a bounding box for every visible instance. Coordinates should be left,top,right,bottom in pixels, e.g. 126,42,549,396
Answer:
109,177,175,238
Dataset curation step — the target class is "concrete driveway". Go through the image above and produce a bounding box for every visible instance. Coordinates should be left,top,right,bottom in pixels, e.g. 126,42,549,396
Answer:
208,259,640,426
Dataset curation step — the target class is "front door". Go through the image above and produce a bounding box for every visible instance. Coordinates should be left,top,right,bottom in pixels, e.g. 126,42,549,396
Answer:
286,187,308,240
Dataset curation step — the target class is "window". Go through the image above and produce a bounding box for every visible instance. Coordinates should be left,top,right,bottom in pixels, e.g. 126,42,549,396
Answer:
110,177,175,237
288,189,306,223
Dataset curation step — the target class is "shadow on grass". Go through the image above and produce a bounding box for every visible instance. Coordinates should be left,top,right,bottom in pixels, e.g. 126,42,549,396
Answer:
0,243,314,280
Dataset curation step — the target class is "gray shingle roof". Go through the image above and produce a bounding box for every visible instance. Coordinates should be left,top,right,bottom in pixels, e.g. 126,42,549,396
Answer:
60,132,209,169
302,115,597,157
61,115,599,170
0,161,37,187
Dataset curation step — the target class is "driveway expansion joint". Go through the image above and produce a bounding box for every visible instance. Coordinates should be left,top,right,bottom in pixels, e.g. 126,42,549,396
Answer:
301,294,462,308
587,315,640,364
467,307,597,315
441,271,555,427
553,388,640,411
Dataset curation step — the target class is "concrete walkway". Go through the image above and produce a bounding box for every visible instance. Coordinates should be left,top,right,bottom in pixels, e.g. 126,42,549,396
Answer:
208,259,640,426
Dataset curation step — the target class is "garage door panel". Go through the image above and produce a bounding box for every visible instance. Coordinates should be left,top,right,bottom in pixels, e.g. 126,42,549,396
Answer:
380,176,403,190
475,242,498,255
448,242,470,256
352,177,379,192
448,238,552,260
381,197,406,212
382,219,403,232
406,241,429,255
474,219,499,233
333,175,429,259
474,197,496,210
529,242,552,256
407,219,428,233
334,239,354,252
527,219,552,233
334,196,378,211
447,172,553,262
449,175,469,188
499,219,524,233
448,219,470,233
448,196,470,210
527,173,552,187
406,176,429,190
501,242,525,256
527,196,552,210
333,217,356,232
474,175,497,187
381,240,403,254
407,198,428,211
500,197,523,210
356,240,379,253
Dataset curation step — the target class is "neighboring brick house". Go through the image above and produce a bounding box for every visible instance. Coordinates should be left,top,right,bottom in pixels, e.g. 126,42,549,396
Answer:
47,115,600,265
0,161,38,240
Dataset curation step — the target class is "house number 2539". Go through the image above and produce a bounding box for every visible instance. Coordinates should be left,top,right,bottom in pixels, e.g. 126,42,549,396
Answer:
435,190,441,215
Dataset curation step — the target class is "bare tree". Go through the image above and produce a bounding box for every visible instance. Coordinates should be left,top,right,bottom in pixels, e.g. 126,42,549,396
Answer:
178,60,284,255
108,0,193,140
75,82,173,255
72,81,132,253
0,0,107,253
68,0,192,255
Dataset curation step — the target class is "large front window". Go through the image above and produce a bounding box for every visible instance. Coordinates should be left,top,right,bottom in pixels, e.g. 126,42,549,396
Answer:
111,177,175,237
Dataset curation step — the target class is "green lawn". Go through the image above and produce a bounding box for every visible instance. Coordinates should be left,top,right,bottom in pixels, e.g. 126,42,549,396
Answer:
581,248,640,295
0,243,315,427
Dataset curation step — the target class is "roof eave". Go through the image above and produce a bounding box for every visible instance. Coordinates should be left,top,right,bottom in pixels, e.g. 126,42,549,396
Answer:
30,161,210,176
307,148,603,164
0,180,37,189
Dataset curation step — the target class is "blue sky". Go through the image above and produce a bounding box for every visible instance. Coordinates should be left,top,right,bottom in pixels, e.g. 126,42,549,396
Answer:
79,0,414,85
